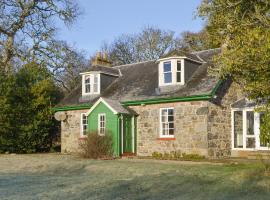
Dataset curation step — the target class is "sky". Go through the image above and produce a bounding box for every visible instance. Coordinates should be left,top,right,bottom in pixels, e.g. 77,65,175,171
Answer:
56,0,205,57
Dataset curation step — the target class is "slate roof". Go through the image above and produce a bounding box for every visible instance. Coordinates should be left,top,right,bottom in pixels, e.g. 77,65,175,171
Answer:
57,48,221,107
231,98,256,108
86,65,120,76
101,98,137,115
161,49,204,63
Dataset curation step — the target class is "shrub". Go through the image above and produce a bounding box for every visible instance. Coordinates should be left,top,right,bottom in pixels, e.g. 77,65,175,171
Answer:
152,152,163,159
79,131,114,159
151,151,205,161
182,153,205,160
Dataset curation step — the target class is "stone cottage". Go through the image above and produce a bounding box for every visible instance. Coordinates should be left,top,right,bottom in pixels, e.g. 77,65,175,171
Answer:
54,48,268,158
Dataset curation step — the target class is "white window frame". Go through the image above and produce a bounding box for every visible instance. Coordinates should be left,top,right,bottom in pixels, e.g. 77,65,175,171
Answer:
159,59,184,86
163,61,173,84
231,108,269,151
159,107,175,138
176,61,182,83
84,75,91,94
80,113,88,137
82,73,100,95
98,113,106,136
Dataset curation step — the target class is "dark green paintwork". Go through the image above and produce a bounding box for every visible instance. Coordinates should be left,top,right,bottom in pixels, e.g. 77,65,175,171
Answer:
123,115,132,153
88,101,120,156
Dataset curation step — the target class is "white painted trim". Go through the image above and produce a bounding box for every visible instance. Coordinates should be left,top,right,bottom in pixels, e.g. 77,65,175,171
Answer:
231,108,269,151
80,113,88,137
157,56,203,64
85,97,118,116
158,59,185,87
98,113,106,136
82,74,100,96
159,107,175,138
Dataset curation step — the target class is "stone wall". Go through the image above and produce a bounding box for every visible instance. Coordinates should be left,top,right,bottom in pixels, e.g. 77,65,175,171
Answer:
129,101,209,157
58,109,89,153
207,80,244,158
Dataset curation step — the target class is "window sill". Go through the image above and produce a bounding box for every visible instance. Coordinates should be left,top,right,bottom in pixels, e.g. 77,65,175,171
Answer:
157,138,176,141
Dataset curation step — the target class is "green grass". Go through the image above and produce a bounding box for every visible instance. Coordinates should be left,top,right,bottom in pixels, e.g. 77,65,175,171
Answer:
0,154,270,200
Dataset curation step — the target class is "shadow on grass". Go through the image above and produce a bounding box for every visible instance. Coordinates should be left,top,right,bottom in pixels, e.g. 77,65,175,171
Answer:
0,162,270,200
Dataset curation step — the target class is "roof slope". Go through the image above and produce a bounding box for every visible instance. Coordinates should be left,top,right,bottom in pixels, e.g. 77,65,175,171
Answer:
57,48,221,107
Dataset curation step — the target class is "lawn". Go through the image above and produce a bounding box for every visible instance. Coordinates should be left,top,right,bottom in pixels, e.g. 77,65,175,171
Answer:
0,154,270,200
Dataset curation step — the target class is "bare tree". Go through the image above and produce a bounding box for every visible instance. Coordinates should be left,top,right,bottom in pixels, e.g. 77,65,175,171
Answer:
0,0,80,74
101,26,179,65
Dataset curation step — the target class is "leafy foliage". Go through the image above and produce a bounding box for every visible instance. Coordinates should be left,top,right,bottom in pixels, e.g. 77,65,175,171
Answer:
198,0,270,142
79,132,114,159
0,62,61,153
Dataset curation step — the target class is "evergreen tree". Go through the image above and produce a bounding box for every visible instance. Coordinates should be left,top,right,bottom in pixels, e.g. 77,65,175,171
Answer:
0,62,61,153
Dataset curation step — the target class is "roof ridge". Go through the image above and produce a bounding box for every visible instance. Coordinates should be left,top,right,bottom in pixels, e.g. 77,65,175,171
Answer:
113,60,156,68
92,64,119,70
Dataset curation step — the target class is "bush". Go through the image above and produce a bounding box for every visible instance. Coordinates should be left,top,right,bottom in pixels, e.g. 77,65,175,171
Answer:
151,151,205,161
79,131,114,159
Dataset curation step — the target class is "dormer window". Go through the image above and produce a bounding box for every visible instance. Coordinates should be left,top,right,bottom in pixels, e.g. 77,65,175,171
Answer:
82,73,100,95
159,59,184,86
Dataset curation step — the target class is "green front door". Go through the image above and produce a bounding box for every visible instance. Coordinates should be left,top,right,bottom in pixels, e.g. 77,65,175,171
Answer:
123,116,132,153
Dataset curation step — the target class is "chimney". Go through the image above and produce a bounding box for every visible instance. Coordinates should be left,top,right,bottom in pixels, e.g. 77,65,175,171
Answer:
92,52,112,67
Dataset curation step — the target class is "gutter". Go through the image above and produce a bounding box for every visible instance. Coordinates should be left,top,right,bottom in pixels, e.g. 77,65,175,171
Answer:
53,80,223,111
52,103,92,112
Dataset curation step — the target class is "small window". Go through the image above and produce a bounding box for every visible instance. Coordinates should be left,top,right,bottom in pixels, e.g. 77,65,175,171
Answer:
81,113,88,137
163,62,172,84
83,74,100,95
98,114,106,135
176,61,181,83
160,108,174,137
93,74,98,93
85,75,91,93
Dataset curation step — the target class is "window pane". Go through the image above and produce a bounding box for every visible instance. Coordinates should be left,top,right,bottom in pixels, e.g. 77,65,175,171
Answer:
161,109,168,116
246,138,255,148
246,111,254,135
93,84,98,93
164,73,172,83
168,115,174,122
94,75,98,83
161,116,166,123
177,72,181,83
163,62,171,72
169,123,174,129
168,109,174,115
234,111,243,148
85,85,91,93
177,61,181,71
85,76,90,83
162,129,167,136
163,123,169,129
169,129,174,135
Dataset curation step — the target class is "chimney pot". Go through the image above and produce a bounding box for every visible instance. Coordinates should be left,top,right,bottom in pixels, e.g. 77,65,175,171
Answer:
92,52,112,67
